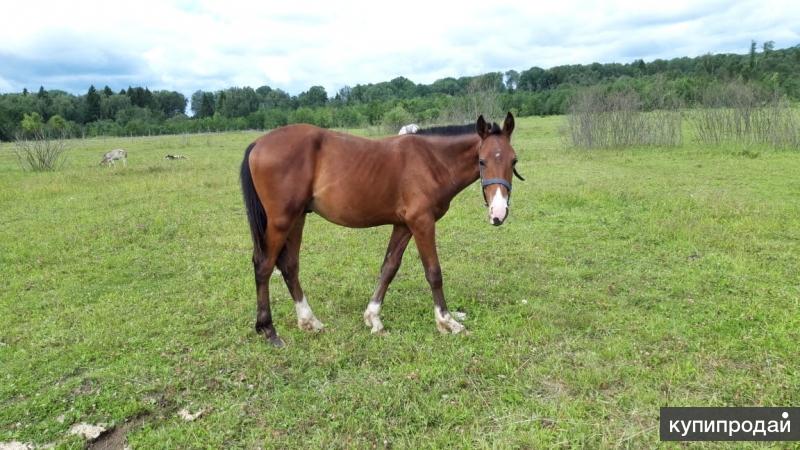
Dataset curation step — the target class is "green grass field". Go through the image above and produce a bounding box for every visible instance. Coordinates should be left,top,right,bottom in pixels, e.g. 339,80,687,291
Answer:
1,116,799,448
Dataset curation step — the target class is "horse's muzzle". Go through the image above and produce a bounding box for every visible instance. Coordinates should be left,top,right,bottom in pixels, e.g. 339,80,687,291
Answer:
489,208,509,226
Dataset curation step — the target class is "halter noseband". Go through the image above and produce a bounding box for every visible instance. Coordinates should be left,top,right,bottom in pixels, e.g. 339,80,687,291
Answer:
479,162,512,207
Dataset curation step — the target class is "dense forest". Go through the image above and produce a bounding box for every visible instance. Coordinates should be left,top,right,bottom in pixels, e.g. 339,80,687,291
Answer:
1,41,798,141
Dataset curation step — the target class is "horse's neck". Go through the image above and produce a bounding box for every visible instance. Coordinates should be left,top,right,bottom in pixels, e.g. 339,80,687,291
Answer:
438,135,481,194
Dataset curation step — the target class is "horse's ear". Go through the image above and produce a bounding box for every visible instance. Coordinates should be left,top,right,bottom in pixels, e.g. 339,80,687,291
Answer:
476,115,490,139
502,112,515,137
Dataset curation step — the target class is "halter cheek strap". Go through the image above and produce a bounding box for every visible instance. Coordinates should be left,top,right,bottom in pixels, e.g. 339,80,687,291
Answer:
479,163,512,207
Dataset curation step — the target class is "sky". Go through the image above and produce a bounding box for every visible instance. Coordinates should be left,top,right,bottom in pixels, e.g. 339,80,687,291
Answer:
1,0,799,99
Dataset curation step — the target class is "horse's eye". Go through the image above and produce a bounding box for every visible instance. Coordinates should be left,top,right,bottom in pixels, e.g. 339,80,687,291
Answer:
479,159,486,166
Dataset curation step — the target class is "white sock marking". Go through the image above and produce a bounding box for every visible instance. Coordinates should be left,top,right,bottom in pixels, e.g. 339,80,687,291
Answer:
295,296,323,331
366,301,381,316
434,306,465,334
363,301,384,333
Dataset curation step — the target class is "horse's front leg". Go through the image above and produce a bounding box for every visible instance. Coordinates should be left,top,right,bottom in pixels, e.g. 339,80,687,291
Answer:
364,224,412,333
408,216,465,334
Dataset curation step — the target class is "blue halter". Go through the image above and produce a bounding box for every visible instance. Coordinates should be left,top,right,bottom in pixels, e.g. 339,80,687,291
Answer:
479,163,512,207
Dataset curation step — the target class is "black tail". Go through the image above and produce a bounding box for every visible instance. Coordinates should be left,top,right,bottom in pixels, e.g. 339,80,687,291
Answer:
240,142,267,258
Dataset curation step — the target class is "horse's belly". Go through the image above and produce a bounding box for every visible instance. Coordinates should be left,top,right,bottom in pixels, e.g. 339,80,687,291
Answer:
309,195,398,228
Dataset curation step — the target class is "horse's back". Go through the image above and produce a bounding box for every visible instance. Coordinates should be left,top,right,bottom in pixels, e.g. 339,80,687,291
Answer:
104,148,126,158
252,124,405,168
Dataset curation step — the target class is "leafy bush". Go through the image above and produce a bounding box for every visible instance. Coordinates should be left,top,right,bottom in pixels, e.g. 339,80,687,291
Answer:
262,109,289,129
20,112,44,136
381,105,413,133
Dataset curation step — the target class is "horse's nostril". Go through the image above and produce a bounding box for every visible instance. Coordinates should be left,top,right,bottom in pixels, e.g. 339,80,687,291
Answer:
492,217,502,226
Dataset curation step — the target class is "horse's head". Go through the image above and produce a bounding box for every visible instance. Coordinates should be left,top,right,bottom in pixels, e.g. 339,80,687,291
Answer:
476,112,524,226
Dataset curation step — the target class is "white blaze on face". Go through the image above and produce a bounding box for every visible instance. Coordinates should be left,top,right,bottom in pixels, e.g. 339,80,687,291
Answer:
488,186,508,224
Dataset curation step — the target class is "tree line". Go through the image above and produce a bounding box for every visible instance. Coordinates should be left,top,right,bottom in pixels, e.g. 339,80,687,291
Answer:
1,41,798,141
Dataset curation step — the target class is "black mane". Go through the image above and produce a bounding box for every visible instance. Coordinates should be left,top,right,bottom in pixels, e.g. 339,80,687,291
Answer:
416,122,502,136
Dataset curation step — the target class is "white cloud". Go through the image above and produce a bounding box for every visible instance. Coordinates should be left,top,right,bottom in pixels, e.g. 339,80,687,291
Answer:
0,0,798,97
0,76,13,92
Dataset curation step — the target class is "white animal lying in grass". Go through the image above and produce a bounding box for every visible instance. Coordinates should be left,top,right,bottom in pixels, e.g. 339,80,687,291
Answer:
398,123,420,135
99,149,127,167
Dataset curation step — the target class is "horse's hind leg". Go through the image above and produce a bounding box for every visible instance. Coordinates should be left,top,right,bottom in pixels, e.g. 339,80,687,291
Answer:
277,214,324,332
253,251,283,347
253,216,299,346
364,224,412,333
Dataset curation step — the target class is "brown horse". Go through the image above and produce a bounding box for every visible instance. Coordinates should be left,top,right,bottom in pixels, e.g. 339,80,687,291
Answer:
240,112,524,346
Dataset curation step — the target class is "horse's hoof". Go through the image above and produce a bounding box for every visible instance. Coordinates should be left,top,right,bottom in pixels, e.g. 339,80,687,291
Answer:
267,335,285,347
298,317,324,332
259,329,285,347
434,307,466,334
364,311,384,334
436,318,465,334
